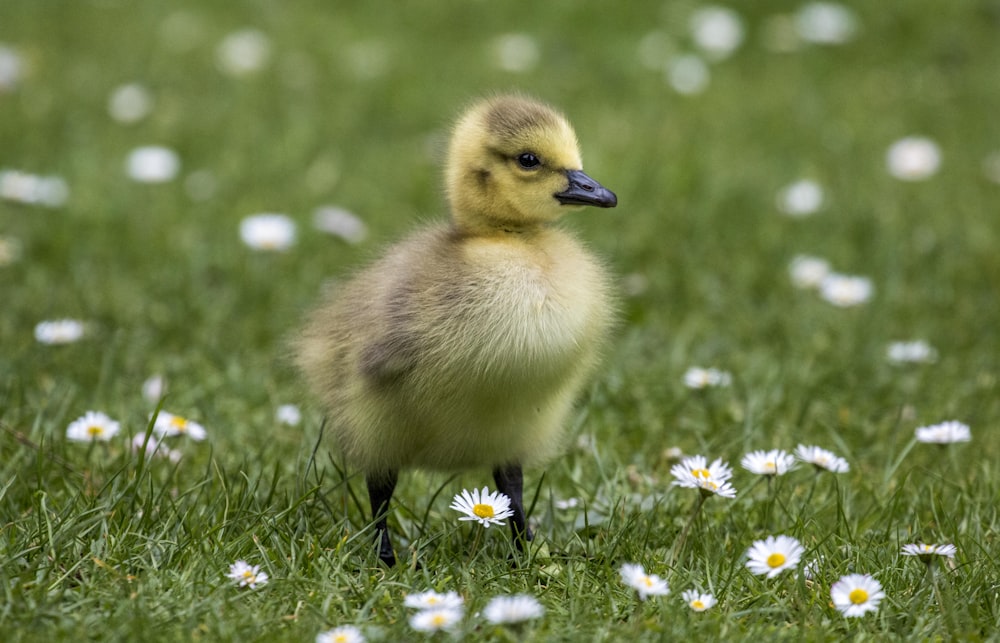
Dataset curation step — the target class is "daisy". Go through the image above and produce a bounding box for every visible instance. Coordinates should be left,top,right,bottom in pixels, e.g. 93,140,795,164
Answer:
482,594,545,624
449,487,514,528
689,6,744,61
131,432,182,463
0,44,23,91
0,235,22,266
404,590,464,611
671,455,738,498
66,411,121,442
619,563,670,600
34,319,85,345
915,420,971,444
741,449,796,476
795,445,849,473
275,404,302,426
316,625,365,643
819,273,873,307
803,556,824,580
886,136,941,181
108,83,153,124
151,411,208,441
141,374,167,403
901,543,957,562
745,535,805,578
239,213,297,251
789,255,831,289
683,366,732,389
681,589,717,612
887,340,937,364
830,573,884,617
794,2,858,45
408,607,463,633
777,179,824,217
126,145,180,183
666,54,710,96
313,206,368,244
492,33,540,73
216,29,272,76
226,560,268,589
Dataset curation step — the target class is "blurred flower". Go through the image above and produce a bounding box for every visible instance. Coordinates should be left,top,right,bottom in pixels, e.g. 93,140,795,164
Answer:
450,487,513,528
637,31,677,71
554,497,579,510
344,40,390,80
795,445,849,473
761,14,802,53
689,6,744,60
216,29,271,76
794,2,858,45
131,432,182,463
409,608,463,633
741,449,796,476
803,556,824,580
745,535,804,578
0,44,23,91
226,560,268,589
886,136,941,181
683,366,732,389
819,273,873,307
492,33,539,72
404,590,464,611
142,374,167,403
830,574,884,617
777,179,824,217
619,563,670,600
152,411,207,441
0,236,22,266
789,255,831,289
108,83,153,123
316,626,365,643
671,455,737,498
34,319,85,345
887,340,937,364
66,411,121,442
482,594,545,624
275,404,301,426
983,151,1000,185
126,146,180,183
313,206,368,244
901,543,956,562
666,54,710,95
681,589,717,612
0,170,69,207
240,214,297,251
915,420,971,444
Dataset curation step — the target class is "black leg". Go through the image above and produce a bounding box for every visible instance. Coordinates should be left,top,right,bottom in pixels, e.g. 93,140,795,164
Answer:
492,463,533,550
366,470,398,567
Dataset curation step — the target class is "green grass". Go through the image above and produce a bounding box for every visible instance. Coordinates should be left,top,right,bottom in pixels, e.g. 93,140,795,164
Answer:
3,0,1000,640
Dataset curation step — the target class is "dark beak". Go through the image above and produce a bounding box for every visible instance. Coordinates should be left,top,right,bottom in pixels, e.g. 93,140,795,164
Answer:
555,169,618,208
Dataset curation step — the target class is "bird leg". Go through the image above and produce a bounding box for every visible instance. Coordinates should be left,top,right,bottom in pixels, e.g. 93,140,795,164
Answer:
366,470,398,567
492,463,533,550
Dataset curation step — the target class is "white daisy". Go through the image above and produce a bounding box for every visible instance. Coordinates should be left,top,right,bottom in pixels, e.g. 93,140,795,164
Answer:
619,563,670,600
141,375,167,403
886,136,941,181
408,607,463,633
777,179,824,217
131,432,182,463
794,2,858,45
741,449,796,476
887,340,937,364
681,589,717,612
404,590,464,611
0,44,23,91
789,255,831,289
313,206,368,244
830,573,884,617
745,535,805,578
683,366,732,389
482,594,545,624
666,54,710,95
492,33,540,73
34,319,85,345
915,420,971,444
689,6,744,61
316,625,365,643
795,445,850,473
226,560,268,589
151,411,207,441
819,273,873,307
66,411,121,442
126,146,180,183
554,497,580,510
275,404,302,426
671,455,738,498
901,543,957,561
449,487,514,528
803,556,824,580
239,213,297,251
216,29,271,76
0,170,68,207
108,83,153,123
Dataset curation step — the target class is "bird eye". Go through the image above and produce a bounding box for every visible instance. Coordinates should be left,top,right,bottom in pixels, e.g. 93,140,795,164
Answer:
516,152,541,169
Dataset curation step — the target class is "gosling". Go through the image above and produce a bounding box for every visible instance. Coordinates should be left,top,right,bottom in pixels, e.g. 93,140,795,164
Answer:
295,94,617,566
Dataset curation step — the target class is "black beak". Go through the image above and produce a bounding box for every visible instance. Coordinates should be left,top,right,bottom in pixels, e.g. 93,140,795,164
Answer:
555,169,618,208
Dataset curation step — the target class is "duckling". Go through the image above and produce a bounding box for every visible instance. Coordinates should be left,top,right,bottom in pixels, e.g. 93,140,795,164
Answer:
295,94,617,566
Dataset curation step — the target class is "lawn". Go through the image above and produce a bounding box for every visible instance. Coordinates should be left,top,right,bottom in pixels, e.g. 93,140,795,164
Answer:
2,1,999,640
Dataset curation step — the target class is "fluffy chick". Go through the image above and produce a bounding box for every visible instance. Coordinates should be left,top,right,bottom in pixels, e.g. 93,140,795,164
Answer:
295,94,617,566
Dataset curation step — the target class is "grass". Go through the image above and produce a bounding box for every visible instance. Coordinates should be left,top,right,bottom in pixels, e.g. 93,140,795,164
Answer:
2,0,1000,640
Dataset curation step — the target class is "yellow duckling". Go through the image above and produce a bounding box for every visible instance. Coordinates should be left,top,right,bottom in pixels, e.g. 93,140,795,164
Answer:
295,94,617,566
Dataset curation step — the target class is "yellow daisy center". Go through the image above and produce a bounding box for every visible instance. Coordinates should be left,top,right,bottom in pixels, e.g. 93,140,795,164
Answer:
643,576,654,587
170,416,189,431
849,588,869,604
922,544,933,552
765,461,775,471
333,636,348,643
766,552,786,568
691,600,705,610
472,503,495,519
241,570,254,579
426,597,439,605
431,614,446,627
86,425,103,437
692,468,711,479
